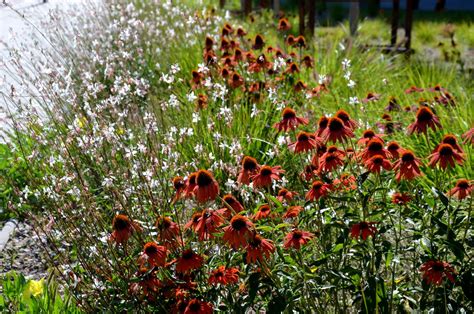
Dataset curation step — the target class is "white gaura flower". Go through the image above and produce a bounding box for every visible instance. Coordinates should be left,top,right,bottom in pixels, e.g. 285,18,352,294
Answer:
192,112,200,123
347,80,356,89
251,104,259,118
187,91,197,102
349,96,359,105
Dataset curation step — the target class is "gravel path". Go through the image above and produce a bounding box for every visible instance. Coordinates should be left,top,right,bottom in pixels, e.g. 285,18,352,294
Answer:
0,222,49,280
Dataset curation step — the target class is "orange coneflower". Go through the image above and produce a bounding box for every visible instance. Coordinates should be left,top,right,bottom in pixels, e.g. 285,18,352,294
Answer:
404,85,424,94
172,176,186,203
184,172,198,198
282,205,303,219
237,156,260,185
435,134,464,154
156,216,180,244
222,23,233,36
357,129,384,146
233,48,244,62
184,299,213,314
391,192,412,205
273,107,309,132
302,55,314,68
359,138,389,162
196,94,208,110
462,127,474,145
140,242,167,268
277,18,291,31
300,164,318,181
365,155,392,174
191,70,203,88
195,209,224,241
387,141,405,160
428,144,465,170
277,188,298,202
315,116,329,137
362,92,381,103
246,234,275,264
448,179,472,200
253,204,272,220
306,180,330,201
335,109,358,131
110,214,140,245
236,27,247,37
251,165,285,189
252,34,265,50
408,107,442,135
223,215,254,248
318,147,345,173
229,72,244,89
204,36,214,51
286,62,300,74
176,249,204,273
286,34,295,46
295,35,306,47
350,222,377,240
294,80,307,92
194,169,219,203
222,194,244,215
420,260,456,286
393,150,423,181
429,84,447,92
208,266,239,286
385,96,401,111
321,117,354,143
185,212,202,231
284,230,314,250
332,174,357,191
289,131,322,153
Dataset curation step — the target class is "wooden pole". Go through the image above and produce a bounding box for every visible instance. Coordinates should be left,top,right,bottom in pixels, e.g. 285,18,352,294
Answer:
298,0,305,35
349,1,359,37
307,0,316,37
390,0,400,46
405,0,414,50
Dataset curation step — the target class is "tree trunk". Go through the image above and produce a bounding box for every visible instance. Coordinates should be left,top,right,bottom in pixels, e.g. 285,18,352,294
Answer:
435,0,446,12
273,0,280,15
390,0,400,46
299,0,305,35
307,0,316,37
349,1,359,37
405,0,414,50
243,0,252,15
219,0,225,9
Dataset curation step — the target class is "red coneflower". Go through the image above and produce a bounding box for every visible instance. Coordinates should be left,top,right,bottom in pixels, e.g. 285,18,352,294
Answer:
185,211,202,231
176,249,204,273
332,174,357,191
141,242,167,267
408,107,442,135
196,94,208,110
237,156,260,185
357,129,384,146
462,127,474,145
429,84,447,92
359,139,389,162
302,55,314,68
428,144,465,170
184,299,213,314
236,27,247,37
286,62,300,74
387,141,404,160
318,148,345,173
277,18,291,31
350,222,378,240
195,209,224,241
282,205,303,219
246,234,275,264
194,169,220,203
284,230,314,250
300,164,318,181
251,165,285,189
362,92,381,103
286,34,295,46
220,38,230,51
295,35,306,47
133,268,162,300
289,131,322,153
385,96,401,111
420,260,456,286
229,72,244,89
316,116,329,137
184,172,197,198
391,192,412,205
365,155,392,174
306,180,330,201
208,266,239,286
404,85,424,94
435,134,464,154
110,214,141,245
223,215,254,248
335,109,358,131
273,107,309,132
156,216,180,244
277,188,298,202
393,150,423,181
204,36,214,51
222,194,245,216
448,179,472,200
253,204,272,220
172,176,186,203
321,117,354,143
294,80,307,92
252,34,265,50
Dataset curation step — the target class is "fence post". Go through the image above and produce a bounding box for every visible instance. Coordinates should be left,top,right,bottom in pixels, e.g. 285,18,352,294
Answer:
349,1,359,37
390,0,400,46
307,0,316,37
298,0,305,35
405,0,414,50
